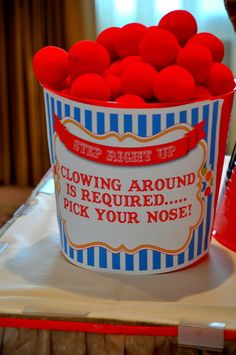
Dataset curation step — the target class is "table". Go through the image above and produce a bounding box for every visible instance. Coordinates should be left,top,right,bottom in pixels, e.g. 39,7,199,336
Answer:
0,161,236,355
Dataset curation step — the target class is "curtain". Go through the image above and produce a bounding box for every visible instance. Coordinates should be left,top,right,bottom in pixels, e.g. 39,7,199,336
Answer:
1,325,236,354
0,0,96,187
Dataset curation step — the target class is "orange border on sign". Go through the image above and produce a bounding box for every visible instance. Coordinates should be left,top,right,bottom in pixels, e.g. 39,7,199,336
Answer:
53,119,206,255
63,118,189,142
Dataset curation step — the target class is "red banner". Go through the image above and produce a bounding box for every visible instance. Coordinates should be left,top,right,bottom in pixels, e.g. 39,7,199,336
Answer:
54,114,205,166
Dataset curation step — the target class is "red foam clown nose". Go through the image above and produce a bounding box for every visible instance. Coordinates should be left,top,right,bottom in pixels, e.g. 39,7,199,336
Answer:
153,65,195,103
32,46,69,87
70,73,111,101
68,40,110,79
116,94,145,104
176,43,213,84
115,23,147,58
158,9,197,46
139,28,179,70
96,26,120,61
204,63,235,96
187,32,224,62
121,62,157,100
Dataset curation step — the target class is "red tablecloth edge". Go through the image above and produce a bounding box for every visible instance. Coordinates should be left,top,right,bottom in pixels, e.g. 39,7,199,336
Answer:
0,317,236,340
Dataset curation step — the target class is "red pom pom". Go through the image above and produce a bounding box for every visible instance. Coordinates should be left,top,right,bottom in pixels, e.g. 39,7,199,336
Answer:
176,43,213,84
106,56,141,76
121,62,157,100
32,46,69,86
96,27,120,61
106,74,121,100
193,85,212,100
158,10,197,46
70,73,111,101
52,77,70,92
115,23,147,58
116,94,145,104
68,40,110,79
204,63,235,96
187,32,224,62
120,55,141,72
153,65,195,103
148,25,159,31
139,29,179,69
60,89,71,97
106,60,124,76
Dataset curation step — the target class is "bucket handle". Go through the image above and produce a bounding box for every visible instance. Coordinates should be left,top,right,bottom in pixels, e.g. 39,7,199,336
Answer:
54,114,205,166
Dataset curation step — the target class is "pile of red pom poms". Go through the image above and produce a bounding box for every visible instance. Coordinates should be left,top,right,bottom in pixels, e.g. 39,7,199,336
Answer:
33,10,235,105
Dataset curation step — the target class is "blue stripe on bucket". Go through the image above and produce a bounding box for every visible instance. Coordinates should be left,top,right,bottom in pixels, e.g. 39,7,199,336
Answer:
58,217,63,247
50,97,55,115
191,107,199,126
74,107,81,122
77,250,83,263
204,194,212,250
203,104,209,142
63,230,68,255
46,94,53,161
197,222,203,256
85,110,92,131
64,104,70,117
138,115,147,137
50,97,55,134
201,101,219,254
99,247,107,268
153,251,161,269
112,253,120,270
139,250,147,270
166,113,175,128
124,114,132,132
125,254,134,271
188,233,195,261
210,101,219,167
110,113,119,132
87,247,95,266
64,104,71,117
50,97,55,162
97,112,105,134
56,100,62,118
69,246,74,259
166,254,173,268
152,114,161,134
178,252,185,265
179,110,187,123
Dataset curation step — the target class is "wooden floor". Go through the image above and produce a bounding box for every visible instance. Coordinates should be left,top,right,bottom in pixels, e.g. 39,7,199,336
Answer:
0,186,32,227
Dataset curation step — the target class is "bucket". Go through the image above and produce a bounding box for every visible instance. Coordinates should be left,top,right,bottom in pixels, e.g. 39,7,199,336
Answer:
43,87,234,274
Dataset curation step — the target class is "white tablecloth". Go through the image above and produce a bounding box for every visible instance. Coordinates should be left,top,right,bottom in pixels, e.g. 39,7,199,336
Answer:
0,160,236,331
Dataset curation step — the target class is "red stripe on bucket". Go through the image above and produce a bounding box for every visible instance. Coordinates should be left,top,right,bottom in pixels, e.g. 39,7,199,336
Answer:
54,114,205,166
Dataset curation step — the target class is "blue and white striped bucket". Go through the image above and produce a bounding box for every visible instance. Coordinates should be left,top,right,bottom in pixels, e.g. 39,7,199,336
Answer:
43,87,233,274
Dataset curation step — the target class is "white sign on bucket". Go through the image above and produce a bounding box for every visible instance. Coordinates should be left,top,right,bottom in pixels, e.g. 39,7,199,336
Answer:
43,88,227,274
